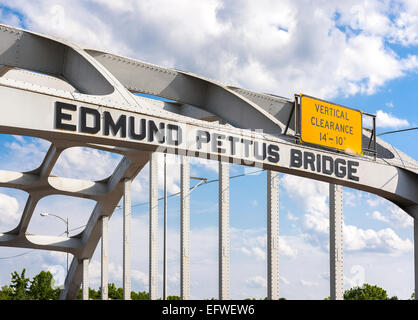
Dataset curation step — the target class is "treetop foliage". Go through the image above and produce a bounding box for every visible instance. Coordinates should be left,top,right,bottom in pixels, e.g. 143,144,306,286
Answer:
0,270,414,300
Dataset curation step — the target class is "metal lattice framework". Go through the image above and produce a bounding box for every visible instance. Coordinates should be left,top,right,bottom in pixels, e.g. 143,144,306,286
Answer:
0,24,417,300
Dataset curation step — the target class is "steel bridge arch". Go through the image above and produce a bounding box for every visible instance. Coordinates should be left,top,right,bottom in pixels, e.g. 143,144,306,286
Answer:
0,24,417,299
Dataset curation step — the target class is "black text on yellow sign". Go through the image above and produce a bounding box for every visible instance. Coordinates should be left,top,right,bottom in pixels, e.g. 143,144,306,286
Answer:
300,95,362,155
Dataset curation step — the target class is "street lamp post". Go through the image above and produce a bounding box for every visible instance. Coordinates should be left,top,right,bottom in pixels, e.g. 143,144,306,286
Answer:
40,213,69,274
162,154,208,300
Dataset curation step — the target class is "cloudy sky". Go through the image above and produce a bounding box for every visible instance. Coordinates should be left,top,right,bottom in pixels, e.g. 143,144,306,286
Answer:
0,0,417,300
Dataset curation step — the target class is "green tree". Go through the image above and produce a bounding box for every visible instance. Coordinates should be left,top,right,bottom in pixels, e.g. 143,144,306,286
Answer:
10,269,30,300
89,288,101,300
76,287,100,300
344,283,394,300
131,290,149,300
108,283,123,300
75,284,148,300
0,286,13,300
28,270,58,300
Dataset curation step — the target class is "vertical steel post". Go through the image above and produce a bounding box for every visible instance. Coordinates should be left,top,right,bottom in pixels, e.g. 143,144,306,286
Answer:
101,216,109,300
180,155,190,300
219,160,230,300
415,219,418,300
82,258,89,300
329,183,344,300
123,178,131,300
373,116,377,160
163,154,167,300
66,218,69,275
149,152,159,300
267,171,279,300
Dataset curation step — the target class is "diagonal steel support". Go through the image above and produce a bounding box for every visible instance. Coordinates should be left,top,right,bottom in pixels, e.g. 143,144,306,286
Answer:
59,154,148,300
329,183,344,300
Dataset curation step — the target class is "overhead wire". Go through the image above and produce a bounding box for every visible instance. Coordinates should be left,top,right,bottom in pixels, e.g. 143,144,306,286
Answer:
377,127,418,136
0,168,265,259
115,168,266,211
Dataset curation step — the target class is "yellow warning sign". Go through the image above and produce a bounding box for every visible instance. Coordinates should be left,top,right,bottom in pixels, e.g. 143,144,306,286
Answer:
300,94,363,155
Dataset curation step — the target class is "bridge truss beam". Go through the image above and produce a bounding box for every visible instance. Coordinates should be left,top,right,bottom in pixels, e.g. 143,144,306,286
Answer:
0,24,416,301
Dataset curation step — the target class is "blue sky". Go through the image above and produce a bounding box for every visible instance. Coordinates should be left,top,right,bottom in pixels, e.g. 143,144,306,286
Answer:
0,0,417,300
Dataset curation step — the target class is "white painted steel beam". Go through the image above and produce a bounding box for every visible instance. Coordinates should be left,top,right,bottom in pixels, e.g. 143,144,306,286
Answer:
267,171,279,300
101,216,109,300
180,156,190,300
219,160,230,300
123,178,131,300
149,153,159,300
415,219,418,300
163,154,167,300
57,153,148,300
0,24,417,301
82,258,89,300
329,184,344,300
405,205,418,300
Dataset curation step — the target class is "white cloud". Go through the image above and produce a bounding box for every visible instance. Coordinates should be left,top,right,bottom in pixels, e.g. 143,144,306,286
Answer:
287,213,299,221
300,279,319,287
52,147,122,181
239,246,265,261
190,157,219,173
375,110,409,128
132,269,148,286
0,1,417,301
282,175,413,255
344,264,366,288
344,225,413,254
12,135,25,143
48,251,67,264
0,193,19,225
391,0,418,46
365,196,413,229
363,109,410,129
3,137,51,172
280,276,290,285
252,247,266,261
367,196,386,208
240,247,251,256
368,206,413,229
245,275,266,289
281,175,329,216
236,228,297,260
42,264,66,287
0,6,21,26
369,210,390,223
344,190,363,207
279,238,298,258
2,0,418,99
388,206,413,229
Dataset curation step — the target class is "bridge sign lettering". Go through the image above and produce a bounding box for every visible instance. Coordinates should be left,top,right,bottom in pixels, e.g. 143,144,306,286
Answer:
300,94,363,155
